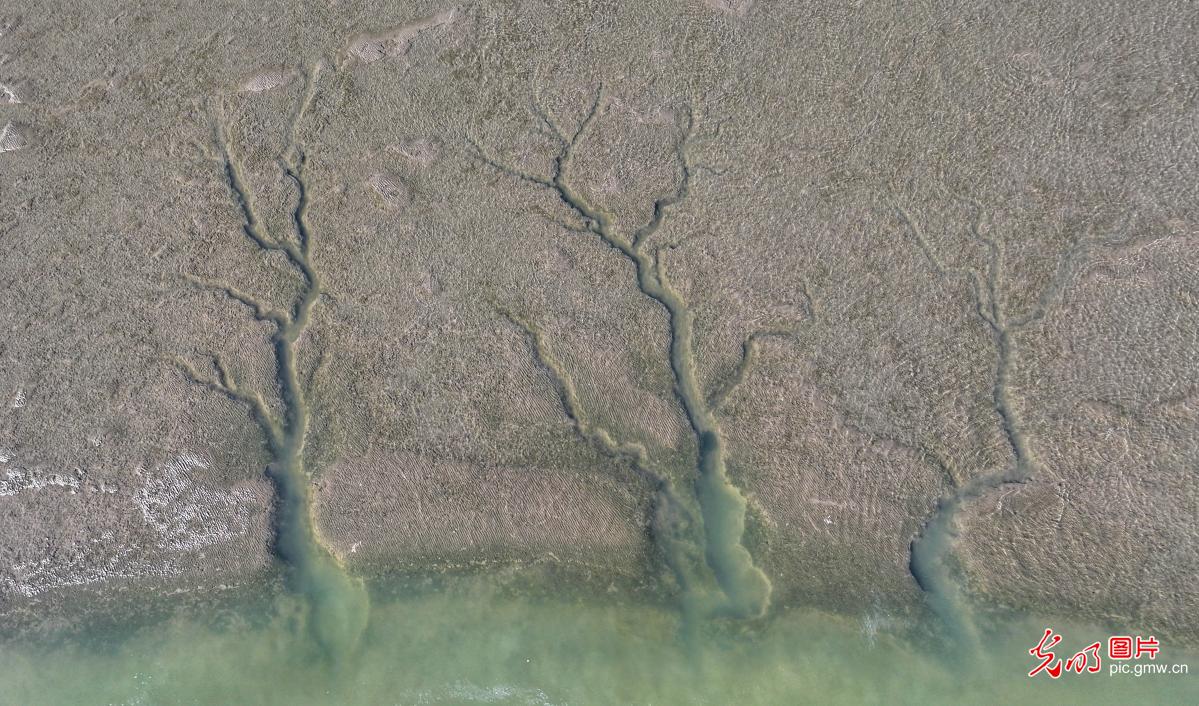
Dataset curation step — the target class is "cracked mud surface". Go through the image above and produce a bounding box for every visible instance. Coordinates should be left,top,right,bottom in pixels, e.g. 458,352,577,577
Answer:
0,0,1196,701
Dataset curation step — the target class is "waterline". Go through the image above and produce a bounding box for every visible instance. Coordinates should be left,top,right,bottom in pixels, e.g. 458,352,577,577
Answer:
2,577,1194,705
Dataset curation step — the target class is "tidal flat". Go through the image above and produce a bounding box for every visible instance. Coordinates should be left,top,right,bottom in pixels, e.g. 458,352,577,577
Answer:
1,0,1196,703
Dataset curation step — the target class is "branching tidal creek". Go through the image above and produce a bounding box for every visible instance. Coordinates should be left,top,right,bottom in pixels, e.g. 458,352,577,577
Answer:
176,67,369,660
898,198,1128,654
473,88,773,625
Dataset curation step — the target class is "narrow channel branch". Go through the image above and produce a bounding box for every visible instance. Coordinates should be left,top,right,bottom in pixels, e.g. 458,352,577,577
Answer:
469,86,621,242
898,202,1028,465
633,107,695,250
213,118,311,277
918,441,965,490
281,149,314,259
466,138,555,188
174,354,282,450
499,306,707,605
567,84,605,152
215,123,283,250
499,308,657,476
286,64,321,148
895,204,998,329
707,328,800,410
529,89,569,146
1008,234,1091,331
708,281,815,409
183,274,289,326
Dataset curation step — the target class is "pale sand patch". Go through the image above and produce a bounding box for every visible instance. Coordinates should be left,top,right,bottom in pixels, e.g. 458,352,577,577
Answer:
0,122,24,152
238,67,297,93
367,172,411,211
345,9,457,65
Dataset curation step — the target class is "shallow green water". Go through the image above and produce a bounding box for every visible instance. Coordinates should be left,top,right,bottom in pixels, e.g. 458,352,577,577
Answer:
3,579,1194,705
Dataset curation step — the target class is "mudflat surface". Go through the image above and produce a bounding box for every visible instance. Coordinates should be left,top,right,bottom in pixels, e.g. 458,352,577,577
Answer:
0,1,1196,700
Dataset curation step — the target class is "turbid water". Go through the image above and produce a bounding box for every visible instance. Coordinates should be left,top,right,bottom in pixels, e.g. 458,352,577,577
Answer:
2,578,1195,705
